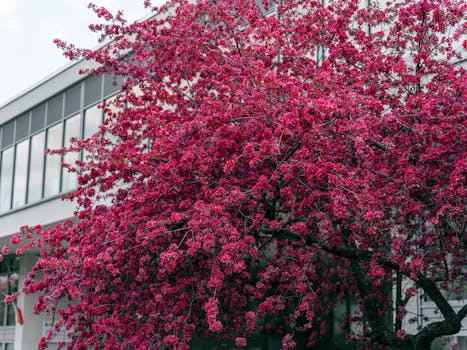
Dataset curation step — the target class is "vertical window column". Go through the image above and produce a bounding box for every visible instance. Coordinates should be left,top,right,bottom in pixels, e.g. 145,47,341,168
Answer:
83,105,103,160
27,132,45,204
0,75,120,212
12,139,29,208
62,114,81,193
0,148,14,213
43,124,63,197
84,105,102,138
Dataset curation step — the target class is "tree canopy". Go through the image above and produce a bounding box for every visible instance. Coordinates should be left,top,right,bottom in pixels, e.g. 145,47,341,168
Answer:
14,0,467,349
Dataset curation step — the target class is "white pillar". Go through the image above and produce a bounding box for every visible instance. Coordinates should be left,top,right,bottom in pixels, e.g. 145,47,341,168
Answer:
14,254,44,350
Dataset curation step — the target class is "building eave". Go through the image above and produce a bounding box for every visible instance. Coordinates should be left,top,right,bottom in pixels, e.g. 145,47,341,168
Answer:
0,58,99,125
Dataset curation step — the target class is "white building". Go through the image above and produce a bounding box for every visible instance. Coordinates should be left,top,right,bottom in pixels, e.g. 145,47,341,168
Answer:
0,58,122,350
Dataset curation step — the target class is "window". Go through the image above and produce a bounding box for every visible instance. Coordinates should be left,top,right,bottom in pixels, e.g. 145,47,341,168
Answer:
15,114,29,142
0,290,16,326
84,76,102,107
0,255,19,327
0,148,14,213
84,104,102,138
1,122,14,148
459,337,467,350
0,74,121,214
47,95,63,126
0,344,14,350
65,84,81,117
104,73,123,97
30,104,46,133
28,132,45,203
103,95,120,145
0,256,19,350
43,124,63,197
83,104,103,160
12,139,29,208
62,114,81,193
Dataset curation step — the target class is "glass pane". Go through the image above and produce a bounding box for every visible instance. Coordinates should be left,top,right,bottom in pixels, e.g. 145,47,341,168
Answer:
84,104,102,138
62,114,80,193
0,300,5,326
104,73,123,96
15,113,30,141
12,139,29,208
104,95,120,118
65,84,81,117
5,344,14,350
47,94,63,126
103,96,120,145
31,103,46,133
458,337,467,350
5,304,15,326
84,75,102,107
2,122,14,148
5,278,17,326
28,132,45,203
0,148,14,213
44,124,63,197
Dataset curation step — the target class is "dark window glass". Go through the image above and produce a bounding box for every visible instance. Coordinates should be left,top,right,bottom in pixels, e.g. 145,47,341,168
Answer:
5,301,15,326
0,147,14,213
28,132,45,203
0,256,19,274
84,75,102,107
65,84,81,117
1,122,14,148
5,278,17,326
0,256,19,327
12,139,29,208
44,124,63,197
0,302,4,326
104,73,123,96
31,103,46,133
47,94,63,125
15,113,30,141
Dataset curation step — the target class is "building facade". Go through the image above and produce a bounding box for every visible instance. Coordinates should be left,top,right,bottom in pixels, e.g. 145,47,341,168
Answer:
0,58,122,350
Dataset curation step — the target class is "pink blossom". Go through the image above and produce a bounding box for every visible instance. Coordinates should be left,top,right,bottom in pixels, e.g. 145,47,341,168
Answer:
235,337,247,347
10,234,21,245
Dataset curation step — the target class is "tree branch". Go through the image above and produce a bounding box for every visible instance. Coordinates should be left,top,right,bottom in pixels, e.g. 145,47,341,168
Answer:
259,226,466,348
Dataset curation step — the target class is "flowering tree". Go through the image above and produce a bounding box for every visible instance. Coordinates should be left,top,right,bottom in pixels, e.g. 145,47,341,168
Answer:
15,0,467,349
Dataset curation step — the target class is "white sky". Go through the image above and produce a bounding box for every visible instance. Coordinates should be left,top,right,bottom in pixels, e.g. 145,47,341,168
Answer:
0,0,161,105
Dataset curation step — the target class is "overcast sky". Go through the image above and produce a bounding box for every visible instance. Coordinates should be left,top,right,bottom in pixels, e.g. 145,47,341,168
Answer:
0,0,162,105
